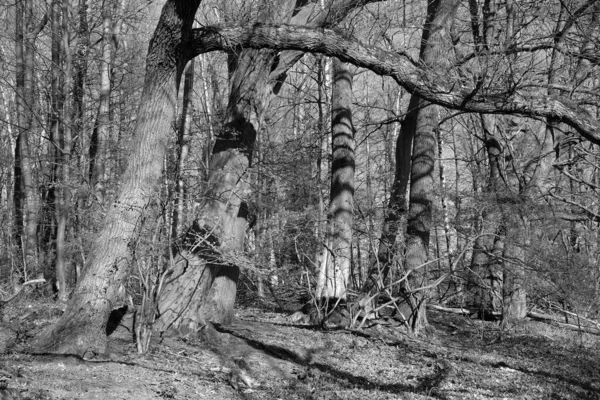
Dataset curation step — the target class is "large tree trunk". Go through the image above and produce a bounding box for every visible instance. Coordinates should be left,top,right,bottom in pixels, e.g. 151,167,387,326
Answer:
356,0,460,333
316,58,355,317
401,0,460,334
31,0,201,356
155,47,272,331
156,0,376,333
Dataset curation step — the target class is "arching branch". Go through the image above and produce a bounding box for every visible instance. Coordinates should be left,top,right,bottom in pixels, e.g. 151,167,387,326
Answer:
189,23,600,145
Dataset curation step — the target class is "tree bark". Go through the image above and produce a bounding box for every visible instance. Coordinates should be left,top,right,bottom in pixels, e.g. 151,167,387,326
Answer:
316,58,355,310
469,115,506,316
171,57,195,240
395,0,462,334
156,0,375,333
31,0,202,356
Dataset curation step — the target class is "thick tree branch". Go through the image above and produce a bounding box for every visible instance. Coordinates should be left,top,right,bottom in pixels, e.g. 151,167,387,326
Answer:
270,0,382,89
189,23,600,145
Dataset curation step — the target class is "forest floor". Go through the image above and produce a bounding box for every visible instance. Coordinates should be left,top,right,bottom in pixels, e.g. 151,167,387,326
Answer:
0,299,599,400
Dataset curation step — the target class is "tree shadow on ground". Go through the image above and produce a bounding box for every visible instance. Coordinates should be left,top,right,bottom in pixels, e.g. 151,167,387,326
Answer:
428,311,600,397
214,322,448,399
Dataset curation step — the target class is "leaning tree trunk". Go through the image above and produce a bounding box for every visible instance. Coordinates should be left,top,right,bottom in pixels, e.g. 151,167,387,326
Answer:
358,0,460,333
155,0,377,333
31,0,201,356
401,0,461,334
361,93,415,294
316,58,355,321
155,48,273,331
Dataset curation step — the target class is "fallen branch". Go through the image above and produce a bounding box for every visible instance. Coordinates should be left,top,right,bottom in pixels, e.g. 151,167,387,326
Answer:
527,311,600,335
427,304,503,317
0,279,46,305
546,305,600,330
427,304,475,315
429,304,600,335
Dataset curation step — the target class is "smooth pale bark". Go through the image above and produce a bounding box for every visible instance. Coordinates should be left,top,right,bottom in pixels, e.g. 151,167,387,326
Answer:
89,5,114,206
189,24,600,145
156,0,377,333
316,58,355,306
436,127,453,274
56,0,72,301
31,0,201,356
171,58,195,239
500,240,527,328
314,55,330,303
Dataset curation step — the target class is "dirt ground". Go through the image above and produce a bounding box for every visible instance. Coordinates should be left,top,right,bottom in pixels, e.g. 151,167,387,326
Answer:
1,301,599,400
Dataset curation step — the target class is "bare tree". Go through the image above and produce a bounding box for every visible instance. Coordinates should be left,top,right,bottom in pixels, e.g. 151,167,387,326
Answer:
14,0,47,277
316,58,355,323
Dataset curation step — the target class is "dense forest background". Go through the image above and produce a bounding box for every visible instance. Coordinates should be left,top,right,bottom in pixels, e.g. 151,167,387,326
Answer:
0,0,599,356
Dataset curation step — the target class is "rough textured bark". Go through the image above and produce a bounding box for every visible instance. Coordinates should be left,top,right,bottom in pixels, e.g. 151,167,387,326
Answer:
469,115,506,316
156,0,375,333
155,46,272,331
316,58,355,307
31,0,201,356
189,24,600,145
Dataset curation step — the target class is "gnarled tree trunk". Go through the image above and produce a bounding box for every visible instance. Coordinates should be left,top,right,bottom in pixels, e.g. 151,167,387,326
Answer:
155,0,377,333
31,0,202,356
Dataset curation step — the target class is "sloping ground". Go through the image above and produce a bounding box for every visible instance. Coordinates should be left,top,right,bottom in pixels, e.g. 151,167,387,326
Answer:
0,301,599,399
